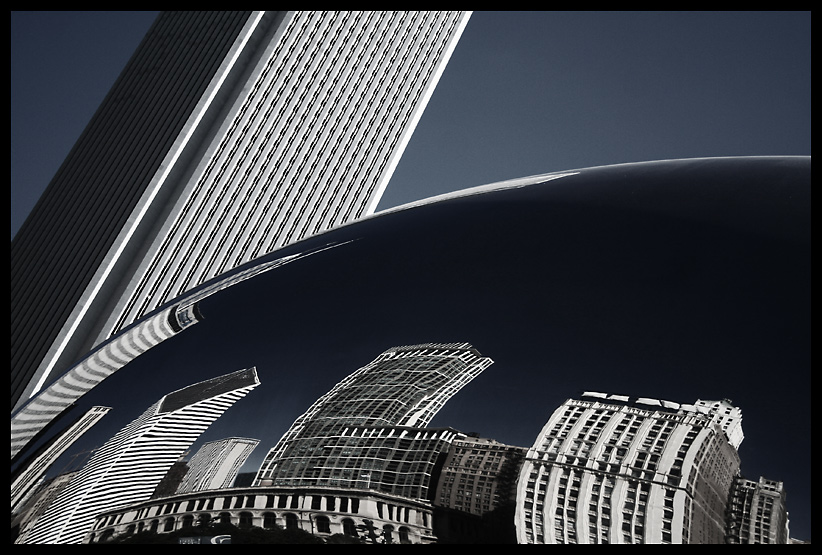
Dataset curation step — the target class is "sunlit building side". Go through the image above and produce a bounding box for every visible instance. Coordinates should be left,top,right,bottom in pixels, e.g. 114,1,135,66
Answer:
17,368,260,544
11,10,471,413
515,392,742,544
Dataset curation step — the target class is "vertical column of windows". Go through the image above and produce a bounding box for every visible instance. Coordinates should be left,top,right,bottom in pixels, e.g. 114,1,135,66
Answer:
619,480,650,544
109,12,304,335
175,12,334,294
668,426,700,488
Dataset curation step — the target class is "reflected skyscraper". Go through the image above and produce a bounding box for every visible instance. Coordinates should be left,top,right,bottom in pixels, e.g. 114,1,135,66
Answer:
254,343,493,499
176,437,259,494
434,435,525,517
9,155,810,543
726,476,789,544
515,392,743,544
11,11,470,412
11,406,111,513
18,368,260,544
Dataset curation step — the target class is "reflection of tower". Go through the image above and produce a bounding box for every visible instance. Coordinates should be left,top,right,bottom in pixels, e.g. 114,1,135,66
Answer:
726,476,789,544
11,406,111,514
11,11,471,412
176,437,259,493
254,343,492,499
515,392,742,544
18,368,260,544
434,435,526,517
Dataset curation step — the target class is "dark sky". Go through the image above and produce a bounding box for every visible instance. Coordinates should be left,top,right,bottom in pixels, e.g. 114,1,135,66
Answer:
10,11,811,237
10,12,811,542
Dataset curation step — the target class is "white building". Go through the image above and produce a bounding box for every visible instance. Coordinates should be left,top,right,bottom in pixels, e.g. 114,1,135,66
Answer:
12,406,111,513
515,392,742,544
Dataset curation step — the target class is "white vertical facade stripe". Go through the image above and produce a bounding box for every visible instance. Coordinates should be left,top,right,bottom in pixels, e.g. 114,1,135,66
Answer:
107,11,468,338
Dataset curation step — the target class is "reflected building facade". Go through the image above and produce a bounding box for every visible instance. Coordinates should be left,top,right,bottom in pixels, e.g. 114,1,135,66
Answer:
18,368,260,544
254,343,493,500
515,393,743,544
431,435,526,543
11,10,470,413
10,156,809,543
726,476,789,544
82,343,492,544
85,484,439,544
11,406,111,514
176,437,260,494
434,435,525,517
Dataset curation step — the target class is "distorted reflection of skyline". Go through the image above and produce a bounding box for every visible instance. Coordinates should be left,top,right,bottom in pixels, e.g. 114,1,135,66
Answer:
18,157,810,541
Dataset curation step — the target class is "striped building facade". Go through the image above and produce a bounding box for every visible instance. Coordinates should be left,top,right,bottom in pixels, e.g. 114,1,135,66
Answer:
726,476,789,544
11,11,470,412
11,406,111,514
17,368,260,544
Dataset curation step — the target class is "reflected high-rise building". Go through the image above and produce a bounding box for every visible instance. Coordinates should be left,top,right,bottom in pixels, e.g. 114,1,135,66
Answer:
18,368,260,544
434,435,526,517
176,437,260,494
726,476,789,544
11,11,471,412
515,392,743,544
254,343,493,500
11,406,111,514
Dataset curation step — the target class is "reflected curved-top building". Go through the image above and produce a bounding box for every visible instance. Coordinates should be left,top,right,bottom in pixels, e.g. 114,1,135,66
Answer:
255,343,492,497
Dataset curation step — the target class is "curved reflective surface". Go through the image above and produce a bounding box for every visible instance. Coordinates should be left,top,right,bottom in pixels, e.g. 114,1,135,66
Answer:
13,156,811,541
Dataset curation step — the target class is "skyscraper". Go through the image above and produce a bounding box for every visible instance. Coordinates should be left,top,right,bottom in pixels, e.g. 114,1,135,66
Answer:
175,437,259,494
18,368,260,544
254,343,493,500
11,11,471,412
515,392,742,544
726,476,790,544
